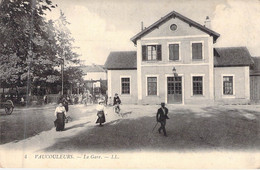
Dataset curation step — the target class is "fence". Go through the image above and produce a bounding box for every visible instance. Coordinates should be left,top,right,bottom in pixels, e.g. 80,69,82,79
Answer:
250,75,260,103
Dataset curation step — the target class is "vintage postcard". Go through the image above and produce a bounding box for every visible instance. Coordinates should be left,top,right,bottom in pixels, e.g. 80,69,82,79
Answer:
0,0,259,169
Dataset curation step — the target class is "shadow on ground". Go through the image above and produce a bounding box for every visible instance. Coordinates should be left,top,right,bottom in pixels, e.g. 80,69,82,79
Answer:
64,122,90,131
43,106,260,152
0,106,95,144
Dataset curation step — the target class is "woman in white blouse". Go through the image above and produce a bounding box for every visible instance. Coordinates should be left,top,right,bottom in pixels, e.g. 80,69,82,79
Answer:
54,102,67,131
96,100,106,126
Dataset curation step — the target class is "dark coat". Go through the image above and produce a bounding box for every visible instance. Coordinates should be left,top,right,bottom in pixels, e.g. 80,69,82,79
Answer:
113,96,121,105
156,107,169,122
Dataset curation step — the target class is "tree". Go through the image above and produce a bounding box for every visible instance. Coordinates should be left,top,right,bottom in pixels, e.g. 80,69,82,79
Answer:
55,10,80,64
54,10,81,94
0,0,83,98
0,0,59,90
63,67,84,94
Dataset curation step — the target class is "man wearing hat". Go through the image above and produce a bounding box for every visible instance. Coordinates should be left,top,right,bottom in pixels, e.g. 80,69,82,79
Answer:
113,93,121,113
156,102,169,137
113,93,121,106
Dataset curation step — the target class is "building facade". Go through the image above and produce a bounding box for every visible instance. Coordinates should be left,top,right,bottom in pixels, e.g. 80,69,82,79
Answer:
105,11,253,105
79,64,107,95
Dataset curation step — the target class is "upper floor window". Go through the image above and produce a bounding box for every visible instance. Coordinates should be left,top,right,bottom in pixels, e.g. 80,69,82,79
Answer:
142,45,161,61
192,42,203,60
169,43,179,61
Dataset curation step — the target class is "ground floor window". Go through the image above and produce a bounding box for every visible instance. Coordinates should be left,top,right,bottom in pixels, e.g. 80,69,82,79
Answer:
223,76,233,95
193,76,203,95
147,77,157,95
121,77,130,94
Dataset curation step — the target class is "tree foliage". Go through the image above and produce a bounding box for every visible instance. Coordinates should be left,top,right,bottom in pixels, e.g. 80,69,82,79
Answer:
0,0,59,87
63,67,84,92
0,0,83,95
54,10,83,93
55,10,80,65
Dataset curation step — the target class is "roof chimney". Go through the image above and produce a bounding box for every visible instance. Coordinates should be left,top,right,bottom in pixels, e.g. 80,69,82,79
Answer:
204,16,211,29
141,21,144,31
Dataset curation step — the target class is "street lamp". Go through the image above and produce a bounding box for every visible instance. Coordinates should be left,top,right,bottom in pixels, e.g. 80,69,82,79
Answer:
172,66,178,77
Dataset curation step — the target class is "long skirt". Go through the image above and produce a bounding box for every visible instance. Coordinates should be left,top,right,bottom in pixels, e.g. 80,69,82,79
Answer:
96,111,106,124
56,113,65,131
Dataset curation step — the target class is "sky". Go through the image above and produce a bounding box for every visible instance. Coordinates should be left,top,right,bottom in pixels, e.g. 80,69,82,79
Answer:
46,0,260,65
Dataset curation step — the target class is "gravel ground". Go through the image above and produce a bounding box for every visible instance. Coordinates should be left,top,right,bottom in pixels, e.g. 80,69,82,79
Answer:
0,104,260,152
44,105,260,152
0,104,96,144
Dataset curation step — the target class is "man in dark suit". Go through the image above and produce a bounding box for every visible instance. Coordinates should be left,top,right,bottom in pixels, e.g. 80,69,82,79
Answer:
113,93,121,106
156,102,169,137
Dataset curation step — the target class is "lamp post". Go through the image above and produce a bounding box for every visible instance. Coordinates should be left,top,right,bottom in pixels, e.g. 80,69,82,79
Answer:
26,0,36,106
26,54,32,107
77,82,80,95
172,66,178,77
61,58,64,95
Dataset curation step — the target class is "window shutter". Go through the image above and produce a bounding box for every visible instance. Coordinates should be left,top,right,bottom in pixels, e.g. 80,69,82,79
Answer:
197,43,202,59
142,45,147,61
157,45,162,61
192,43,202,59
173,44,179,60
169,44,174,60
192,43,197,59
169,44,179,60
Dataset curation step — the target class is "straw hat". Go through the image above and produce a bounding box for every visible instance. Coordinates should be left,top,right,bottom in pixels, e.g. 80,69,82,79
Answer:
98,99,104,104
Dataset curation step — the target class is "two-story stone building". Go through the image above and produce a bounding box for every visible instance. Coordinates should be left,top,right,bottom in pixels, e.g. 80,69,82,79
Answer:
105,11,253,105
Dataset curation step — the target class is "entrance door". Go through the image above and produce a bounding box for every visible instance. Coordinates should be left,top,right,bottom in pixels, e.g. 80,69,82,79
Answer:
167,76,182,104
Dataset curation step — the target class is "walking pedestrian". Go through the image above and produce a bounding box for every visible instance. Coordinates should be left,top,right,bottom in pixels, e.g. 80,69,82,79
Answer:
54,102,67,131
96,100,106,126
62,97,69,112
20,96,25,106
156,102,169,137
43,95,48,104
113,93,121,114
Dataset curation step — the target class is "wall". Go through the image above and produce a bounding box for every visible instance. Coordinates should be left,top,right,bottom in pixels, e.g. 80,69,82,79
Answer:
137,17,214,104
83,72,107,81
143,17,209,38
140,65,213,105
140,17,211,65
250,75,260,103
214,66,250,104
107,70,138,104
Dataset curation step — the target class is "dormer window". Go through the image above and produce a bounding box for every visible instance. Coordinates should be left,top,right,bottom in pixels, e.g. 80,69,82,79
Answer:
142,45,162,61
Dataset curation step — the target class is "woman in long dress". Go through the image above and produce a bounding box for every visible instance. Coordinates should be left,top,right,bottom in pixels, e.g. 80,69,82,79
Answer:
54,102,67,131
96,100,106,126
